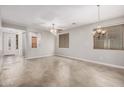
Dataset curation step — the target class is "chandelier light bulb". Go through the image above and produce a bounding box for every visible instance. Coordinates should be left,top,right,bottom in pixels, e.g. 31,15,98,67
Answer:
50,29,54,33
96,28,102,33
101,30,106,34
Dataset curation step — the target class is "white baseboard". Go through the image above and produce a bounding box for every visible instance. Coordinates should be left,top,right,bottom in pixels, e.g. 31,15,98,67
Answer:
25,54,54,59
55,54,124,69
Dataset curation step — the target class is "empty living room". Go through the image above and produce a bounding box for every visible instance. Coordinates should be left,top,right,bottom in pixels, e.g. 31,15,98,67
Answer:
0,1,124,90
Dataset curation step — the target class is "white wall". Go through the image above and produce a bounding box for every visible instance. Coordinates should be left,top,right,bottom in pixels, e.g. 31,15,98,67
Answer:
25,28,55,58
0,10,2,55
0,12,3,72
55,17,124,67
0,11,1,27
0,31,2,55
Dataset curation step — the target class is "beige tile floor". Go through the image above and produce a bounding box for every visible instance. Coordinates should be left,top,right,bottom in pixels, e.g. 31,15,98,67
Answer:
0,55,124,87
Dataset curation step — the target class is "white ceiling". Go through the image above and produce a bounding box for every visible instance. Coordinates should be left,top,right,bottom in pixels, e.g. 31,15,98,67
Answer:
0,5,124,30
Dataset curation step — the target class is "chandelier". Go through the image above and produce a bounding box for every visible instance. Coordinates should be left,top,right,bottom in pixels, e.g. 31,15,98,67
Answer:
93,5,106,38
50,24,57,35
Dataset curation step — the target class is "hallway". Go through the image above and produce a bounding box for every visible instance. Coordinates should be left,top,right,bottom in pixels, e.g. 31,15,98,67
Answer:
0,56,124,87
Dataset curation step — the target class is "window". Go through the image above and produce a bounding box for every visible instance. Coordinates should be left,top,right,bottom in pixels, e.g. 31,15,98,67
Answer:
94,24,124,50
16,34,18,49
32,36,37,48
59,33,69,48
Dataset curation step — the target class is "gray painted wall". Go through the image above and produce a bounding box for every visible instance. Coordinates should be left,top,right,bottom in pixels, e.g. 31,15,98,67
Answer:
55,17,124,67
0,14,2,54
0,13,2,55
0,31,2,54
25,28,55,58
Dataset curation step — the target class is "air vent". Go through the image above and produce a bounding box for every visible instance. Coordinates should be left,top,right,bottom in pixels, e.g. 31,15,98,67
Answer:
72,22,76,25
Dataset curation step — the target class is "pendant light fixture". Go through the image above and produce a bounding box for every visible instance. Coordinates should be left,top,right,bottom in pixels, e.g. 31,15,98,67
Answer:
93,5,106,37
50,24,57,35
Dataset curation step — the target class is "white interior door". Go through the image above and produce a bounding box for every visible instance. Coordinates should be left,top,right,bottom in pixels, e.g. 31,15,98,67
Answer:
4,33,16,55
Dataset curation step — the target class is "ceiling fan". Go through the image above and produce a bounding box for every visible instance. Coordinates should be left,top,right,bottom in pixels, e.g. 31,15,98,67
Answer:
50,24,64,35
